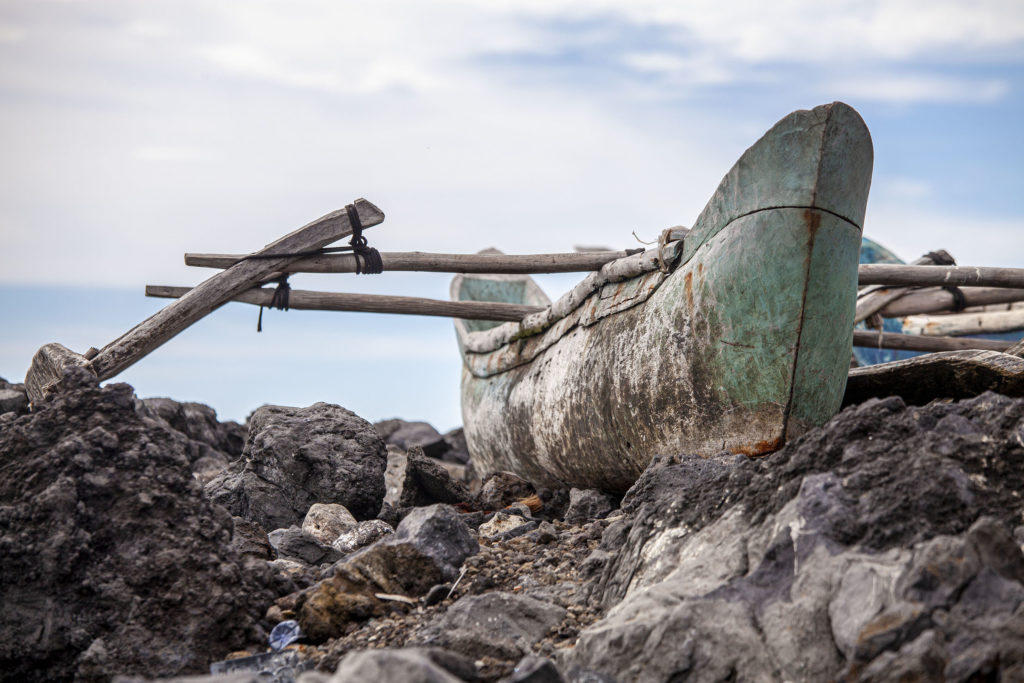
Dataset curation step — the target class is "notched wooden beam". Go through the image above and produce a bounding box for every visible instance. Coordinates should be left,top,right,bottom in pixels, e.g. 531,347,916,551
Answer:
25,343,98,405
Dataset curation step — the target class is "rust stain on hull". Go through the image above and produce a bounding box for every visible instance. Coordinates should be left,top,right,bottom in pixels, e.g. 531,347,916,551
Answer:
729,436,784,457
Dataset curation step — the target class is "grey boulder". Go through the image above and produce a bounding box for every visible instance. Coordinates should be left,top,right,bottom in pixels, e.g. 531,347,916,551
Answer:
417,591,566,661
206,402,387,530
268,526,343,566
329,648,464,683
563,489,617,526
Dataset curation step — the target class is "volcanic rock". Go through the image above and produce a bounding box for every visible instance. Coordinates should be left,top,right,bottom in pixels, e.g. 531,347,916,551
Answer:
398,447,472,508
206,402,387,529
562,489,617,526
375,418,448,458
476,472,536,511
289,504,479,641
0,387,28,416
441,427,470,464
331,519,395,555
416,592,566,661
511,655,565,683
302,503,358,544
329,647,464,683
268,526,343,566
563,392,1024,681
133,396,246,485
0,376,275,681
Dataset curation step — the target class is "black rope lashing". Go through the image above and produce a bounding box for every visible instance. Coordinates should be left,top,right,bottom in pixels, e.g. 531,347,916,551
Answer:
256,275,292,332
923,250,966,312
345,204,383,275
238,203,383,274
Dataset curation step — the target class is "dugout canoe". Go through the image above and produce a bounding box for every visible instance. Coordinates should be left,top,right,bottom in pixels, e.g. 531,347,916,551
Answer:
452,102,874,492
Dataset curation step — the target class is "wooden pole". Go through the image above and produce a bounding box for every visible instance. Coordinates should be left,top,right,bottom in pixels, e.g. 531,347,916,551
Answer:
185,250,634,274
145,285,545,322
852,330,1011,353
901,309,1024,337
854,254,942,324
25,200,384,403
859,264,1024,288
877,287,1024,318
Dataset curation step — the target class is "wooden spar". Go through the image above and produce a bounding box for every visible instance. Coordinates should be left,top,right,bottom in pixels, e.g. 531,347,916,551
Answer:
854,253,944,324
145,285,545,322
184,250,635,274
25,200,385,404
902,308,1024,337
185,247,1024,288
877,287,1024,318
852,330,1010,353
859,264,1024,288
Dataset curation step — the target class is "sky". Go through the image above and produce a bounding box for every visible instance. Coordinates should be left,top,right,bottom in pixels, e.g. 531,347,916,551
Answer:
1,0,1023,430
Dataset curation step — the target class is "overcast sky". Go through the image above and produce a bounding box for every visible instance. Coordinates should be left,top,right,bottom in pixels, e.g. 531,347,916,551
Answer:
2,1,1023,429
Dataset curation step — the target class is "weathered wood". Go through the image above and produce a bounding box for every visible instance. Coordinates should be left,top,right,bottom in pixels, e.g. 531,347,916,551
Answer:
145,285,544,322
854,254,941,324
24,200,384,403
852,330,1010,353
88,200,383,381
901,309,1024,337
24,343,97,405
844,349,1024,407
184,250,632,274
455,102,873,491
877,287,1024,317
859,264,1024,288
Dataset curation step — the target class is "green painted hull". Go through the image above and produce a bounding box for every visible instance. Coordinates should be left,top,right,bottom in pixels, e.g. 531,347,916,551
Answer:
454,103,873,491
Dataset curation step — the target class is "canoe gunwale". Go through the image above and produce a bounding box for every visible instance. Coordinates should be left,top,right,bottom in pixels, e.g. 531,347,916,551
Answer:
453,240,683,360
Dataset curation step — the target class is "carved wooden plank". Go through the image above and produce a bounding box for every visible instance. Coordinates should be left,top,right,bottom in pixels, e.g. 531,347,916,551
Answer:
184,250,634,274
877,287,1024,317
852,330,1010,353
859,264,1024,288
145,285,544,322
25,199,383,403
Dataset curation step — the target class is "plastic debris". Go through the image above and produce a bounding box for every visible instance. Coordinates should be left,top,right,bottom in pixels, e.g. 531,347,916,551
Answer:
269,619,303,651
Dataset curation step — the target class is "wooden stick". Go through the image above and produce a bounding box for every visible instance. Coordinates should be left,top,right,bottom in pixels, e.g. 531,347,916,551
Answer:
852,330,1011,353
25,200,384,404
145,285,545,322
901,309,1024,337
877,287,1024,318
185,250,634,274
854,254,941,324
859,264,1024,288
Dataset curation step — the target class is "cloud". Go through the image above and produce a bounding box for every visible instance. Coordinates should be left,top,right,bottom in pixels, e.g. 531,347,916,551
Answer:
132,145,213,163
832,74,1010,104
0,24,26,43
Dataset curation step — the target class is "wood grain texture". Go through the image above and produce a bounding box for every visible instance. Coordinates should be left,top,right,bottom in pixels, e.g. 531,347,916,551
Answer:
852,330,1010,353
88,199,383,380
145,285,544,322
877,287,1024,317
859,264,1024,288
844,349,1024,407
854,254,938,324
24,343,96,404
185,250,633,274
902,309,1024,337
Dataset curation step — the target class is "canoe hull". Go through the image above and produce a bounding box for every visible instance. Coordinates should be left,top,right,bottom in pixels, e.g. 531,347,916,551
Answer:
458,102,873,492
462,207,862,491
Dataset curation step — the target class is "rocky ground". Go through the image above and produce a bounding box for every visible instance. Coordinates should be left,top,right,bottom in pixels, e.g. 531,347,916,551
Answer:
2,370,1024,682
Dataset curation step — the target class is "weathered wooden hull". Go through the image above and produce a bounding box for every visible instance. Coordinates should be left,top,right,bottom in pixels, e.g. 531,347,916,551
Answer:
454,103,874,491
844,350,1024,407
